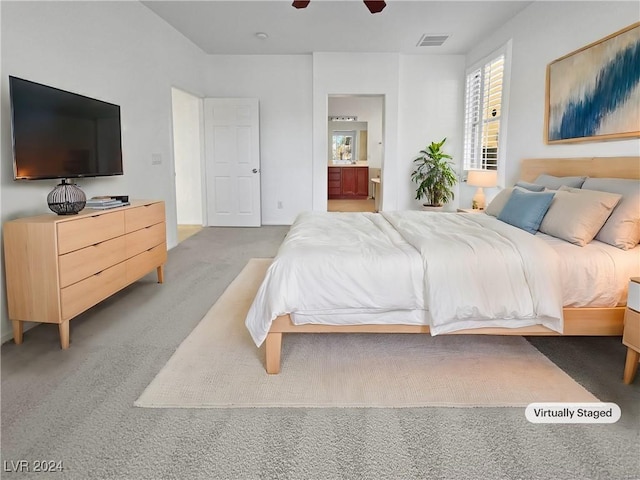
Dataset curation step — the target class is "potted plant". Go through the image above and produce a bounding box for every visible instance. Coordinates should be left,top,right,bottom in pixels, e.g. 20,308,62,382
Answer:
410,137,457,209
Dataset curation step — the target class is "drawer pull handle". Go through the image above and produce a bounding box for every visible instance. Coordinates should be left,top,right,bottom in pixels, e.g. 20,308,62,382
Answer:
91,215,100,218
94,270,104,277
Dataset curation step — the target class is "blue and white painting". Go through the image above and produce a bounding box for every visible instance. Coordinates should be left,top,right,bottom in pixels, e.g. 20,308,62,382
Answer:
547,23,640,143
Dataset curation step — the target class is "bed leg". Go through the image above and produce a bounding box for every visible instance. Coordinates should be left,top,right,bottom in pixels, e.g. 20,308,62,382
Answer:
265,332,282,374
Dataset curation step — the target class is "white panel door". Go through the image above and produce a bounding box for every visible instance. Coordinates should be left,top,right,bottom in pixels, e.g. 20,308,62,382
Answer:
204,98,261,226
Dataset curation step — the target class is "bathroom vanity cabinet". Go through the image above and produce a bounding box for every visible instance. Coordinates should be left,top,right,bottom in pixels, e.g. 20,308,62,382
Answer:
328,166,369,199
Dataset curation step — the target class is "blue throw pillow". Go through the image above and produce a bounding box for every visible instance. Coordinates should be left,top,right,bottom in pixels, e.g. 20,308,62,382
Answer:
515,181,545,192
497,189,555,234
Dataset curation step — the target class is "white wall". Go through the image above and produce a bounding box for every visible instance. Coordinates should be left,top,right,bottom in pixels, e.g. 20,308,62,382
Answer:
313,53,466,212
203,52,463,217
466,1,640,192
172,87,203,225
397,55,466,211
0,1,206,342
203,55,313,225
312,53,400,211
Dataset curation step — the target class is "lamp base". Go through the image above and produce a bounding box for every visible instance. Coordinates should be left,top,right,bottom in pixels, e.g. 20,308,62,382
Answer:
472,188,486,210
47,179,86,215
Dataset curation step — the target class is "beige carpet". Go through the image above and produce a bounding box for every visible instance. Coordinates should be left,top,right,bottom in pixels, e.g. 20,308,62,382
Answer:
135,258,598,408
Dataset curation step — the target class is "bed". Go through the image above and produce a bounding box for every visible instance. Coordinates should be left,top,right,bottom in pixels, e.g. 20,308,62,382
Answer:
246,157,640,373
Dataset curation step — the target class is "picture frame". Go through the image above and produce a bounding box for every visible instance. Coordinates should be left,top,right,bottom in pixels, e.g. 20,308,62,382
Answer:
545,22,640,144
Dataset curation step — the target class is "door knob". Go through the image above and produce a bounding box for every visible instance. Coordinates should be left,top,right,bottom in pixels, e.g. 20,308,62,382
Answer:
252,168,259,173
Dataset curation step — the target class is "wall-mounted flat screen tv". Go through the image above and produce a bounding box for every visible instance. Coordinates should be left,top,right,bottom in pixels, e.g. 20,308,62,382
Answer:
9,76,123,180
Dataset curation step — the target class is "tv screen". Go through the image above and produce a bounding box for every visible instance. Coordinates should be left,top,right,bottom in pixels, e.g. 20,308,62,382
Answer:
9,76,123,180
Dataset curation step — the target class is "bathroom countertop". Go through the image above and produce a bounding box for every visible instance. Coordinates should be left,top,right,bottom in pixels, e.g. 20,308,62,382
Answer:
328,162,369,167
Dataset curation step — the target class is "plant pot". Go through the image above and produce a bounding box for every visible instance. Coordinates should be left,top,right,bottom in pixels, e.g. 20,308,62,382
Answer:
422,205,444,211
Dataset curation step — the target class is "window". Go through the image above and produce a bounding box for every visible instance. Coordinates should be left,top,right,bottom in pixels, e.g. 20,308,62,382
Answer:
463,47,509,172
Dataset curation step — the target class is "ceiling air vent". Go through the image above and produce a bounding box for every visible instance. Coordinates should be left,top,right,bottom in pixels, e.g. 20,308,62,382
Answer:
417,34,449,47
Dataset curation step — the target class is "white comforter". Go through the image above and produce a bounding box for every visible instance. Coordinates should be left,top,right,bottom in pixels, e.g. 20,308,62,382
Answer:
245,211,564,346
381,211,564,335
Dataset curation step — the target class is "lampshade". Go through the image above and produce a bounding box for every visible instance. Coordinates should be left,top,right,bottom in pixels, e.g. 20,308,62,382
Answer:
467,169,498,188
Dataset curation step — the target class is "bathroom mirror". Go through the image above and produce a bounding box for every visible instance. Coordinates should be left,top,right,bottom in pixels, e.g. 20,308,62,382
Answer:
328,122,368,164
332,131,355,162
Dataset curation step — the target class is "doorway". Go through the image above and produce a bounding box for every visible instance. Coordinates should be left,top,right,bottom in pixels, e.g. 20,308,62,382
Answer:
171,87,204,243
327,95,383,213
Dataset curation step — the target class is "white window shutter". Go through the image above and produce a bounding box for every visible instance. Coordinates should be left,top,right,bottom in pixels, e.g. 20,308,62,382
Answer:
463,68,482,170
464,53,505,172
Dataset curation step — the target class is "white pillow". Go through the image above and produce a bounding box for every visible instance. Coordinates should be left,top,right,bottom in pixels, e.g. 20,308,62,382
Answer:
539,186,622,246
534,174,587,190
581,178,640,250
485,188,513,217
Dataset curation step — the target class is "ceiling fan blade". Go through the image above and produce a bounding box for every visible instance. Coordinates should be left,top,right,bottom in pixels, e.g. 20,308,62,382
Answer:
363,1,386,14
292,0,386,13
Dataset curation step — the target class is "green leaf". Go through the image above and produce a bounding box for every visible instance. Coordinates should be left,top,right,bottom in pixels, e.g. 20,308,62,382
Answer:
410,137,457,206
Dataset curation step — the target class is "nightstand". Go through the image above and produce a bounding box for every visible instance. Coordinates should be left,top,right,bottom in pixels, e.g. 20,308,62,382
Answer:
457,208,484,213
623,277,640,384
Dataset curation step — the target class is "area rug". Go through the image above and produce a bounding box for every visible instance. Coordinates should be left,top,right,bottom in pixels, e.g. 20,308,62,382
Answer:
135,258,598,408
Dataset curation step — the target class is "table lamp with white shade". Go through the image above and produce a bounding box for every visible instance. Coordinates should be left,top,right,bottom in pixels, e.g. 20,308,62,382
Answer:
467,169,497,210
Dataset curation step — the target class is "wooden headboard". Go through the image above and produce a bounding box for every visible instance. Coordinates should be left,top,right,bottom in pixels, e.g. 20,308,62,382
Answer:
520,157,640,182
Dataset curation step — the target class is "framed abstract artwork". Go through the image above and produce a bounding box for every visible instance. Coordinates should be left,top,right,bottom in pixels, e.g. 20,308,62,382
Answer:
545,22,640,144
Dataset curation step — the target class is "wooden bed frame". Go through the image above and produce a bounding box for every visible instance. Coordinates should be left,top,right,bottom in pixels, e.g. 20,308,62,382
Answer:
264,156,640,374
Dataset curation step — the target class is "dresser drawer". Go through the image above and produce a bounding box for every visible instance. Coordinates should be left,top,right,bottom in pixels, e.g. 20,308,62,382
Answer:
623,308,640,351
125,243,167,284
57,211,125,255
125,222,166,259
59,236,127,288
60,262,127,321
125,202,165,233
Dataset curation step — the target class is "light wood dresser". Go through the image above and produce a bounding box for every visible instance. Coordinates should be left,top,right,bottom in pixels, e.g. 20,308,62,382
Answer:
3,200,167,349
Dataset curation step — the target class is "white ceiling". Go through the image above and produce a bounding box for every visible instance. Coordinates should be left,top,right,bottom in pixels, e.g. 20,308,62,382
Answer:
142,1,534,55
